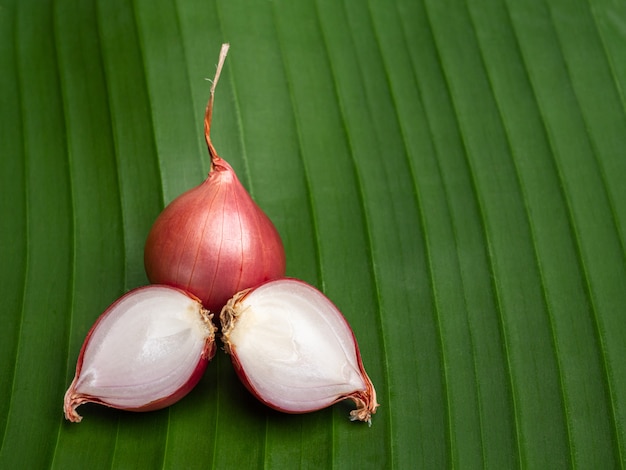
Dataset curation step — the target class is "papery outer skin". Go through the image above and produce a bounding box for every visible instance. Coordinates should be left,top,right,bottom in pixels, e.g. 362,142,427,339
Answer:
221,278,378,424
64,285,216,423
144,157,286,313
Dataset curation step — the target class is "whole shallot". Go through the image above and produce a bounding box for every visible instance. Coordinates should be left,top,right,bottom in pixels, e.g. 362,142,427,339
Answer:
144,44,285,313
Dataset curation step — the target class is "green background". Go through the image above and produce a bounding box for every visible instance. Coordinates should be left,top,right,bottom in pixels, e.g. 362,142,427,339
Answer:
1,0,625,468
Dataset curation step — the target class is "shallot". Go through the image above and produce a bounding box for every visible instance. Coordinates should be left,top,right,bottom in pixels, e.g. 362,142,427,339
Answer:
220,278,378,424
144,43,285,313
64,285,215,422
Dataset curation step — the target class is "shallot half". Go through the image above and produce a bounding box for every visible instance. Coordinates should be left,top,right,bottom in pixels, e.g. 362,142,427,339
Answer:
64,285,215,422
144,43,285,313
220,278,379,425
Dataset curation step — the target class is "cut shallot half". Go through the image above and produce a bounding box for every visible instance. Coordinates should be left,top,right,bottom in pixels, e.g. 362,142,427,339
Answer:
64,285,216,422
220,278,379,425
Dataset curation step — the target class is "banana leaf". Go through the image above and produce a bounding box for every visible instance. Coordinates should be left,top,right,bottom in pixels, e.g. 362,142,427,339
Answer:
1,0,625,468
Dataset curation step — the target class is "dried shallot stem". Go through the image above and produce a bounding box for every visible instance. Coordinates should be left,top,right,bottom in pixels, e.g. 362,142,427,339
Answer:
204,43,230,168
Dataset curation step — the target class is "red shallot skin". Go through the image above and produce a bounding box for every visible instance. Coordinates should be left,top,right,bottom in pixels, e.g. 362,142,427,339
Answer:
144,155,286,313
63,285,216,423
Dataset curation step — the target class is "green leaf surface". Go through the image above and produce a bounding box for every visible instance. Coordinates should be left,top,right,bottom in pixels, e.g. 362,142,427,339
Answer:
1,0,625,468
